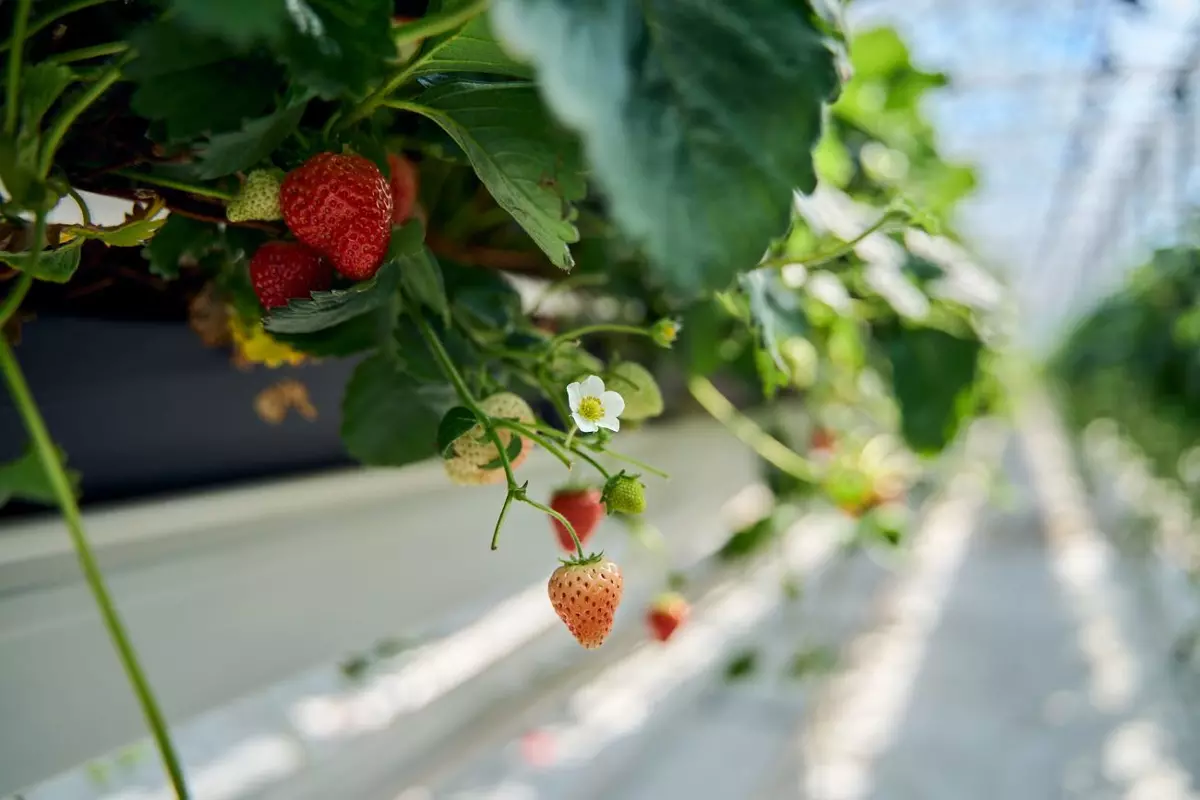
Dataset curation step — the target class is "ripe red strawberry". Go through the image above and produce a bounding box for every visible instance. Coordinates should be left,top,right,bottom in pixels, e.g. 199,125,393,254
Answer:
549,488,604,552
646,592,689,642
280,152,393,281
249,242,333,309
548,557,623,649
388,153,419,225
811,427,836,453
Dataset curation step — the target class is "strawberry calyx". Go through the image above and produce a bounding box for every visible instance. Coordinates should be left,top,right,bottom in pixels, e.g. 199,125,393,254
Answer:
559,551,605,568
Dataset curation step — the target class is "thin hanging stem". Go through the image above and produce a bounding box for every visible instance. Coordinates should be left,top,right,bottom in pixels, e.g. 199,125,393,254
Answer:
109,169,235,201
38,53,133,177
548,323,654,349
0,0,116,54
48,41,129,65
0,273,34,327
491,418,573,468
525,495,586,559
758,213,896,272
5,0,32,135
597,446,670,479
0,339,191,799
688,375,817,482
340,0,490,128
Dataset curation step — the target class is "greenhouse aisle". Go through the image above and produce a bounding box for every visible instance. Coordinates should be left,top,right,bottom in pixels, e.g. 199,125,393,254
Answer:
6,411,1200,800
361,416,1200,800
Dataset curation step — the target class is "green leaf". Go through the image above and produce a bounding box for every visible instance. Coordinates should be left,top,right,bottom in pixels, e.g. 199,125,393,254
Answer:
881,325,981,454
142,215,219,279
0,243,81,283
341,353,457,466
65,210,168,248
490,0,840,291
442,259,523,333
741,268,806,372
126,24,280,142
168,0,289,46
400,248,450,324
0,447,79,508
21,63,73,132
409,82,586,269
437,406,478,457
194,96,311,179
412,5,533,79
265,258,400,334
280,0,395,98
272,312,381,357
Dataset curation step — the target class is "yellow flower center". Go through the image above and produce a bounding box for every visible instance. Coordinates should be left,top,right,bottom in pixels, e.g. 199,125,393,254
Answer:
577,396,604,422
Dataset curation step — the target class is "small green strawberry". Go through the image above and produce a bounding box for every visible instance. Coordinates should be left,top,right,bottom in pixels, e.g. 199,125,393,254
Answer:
602,471,646,515
608,362,663,421
227,169,284,222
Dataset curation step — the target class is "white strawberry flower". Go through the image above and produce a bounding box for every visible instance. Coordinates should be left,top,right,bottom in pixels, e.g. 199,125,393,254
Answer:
567,375,625,433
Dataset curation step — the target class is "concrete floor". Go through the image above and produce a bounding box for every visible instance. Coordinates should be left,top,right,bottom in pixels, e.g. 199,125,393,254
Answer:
5,409,1200,800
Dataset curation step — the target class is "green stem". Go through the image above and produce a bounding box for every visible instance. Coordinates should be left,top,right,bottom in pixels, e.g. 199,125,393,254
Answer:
759,213,895,272
597,446,670,479
67,187,91,226
687,376,816,482
492,418,572,469
393,0,490,45
549,323,653,349
109,169,234,201
0,0,115,53
5,0,33,135
0,339,191,799
525,495,586,559
338,0,489,128
414,312,517,488
0,272,34,327
567,445,610,481
38,53,132,178
48,41,129,64
490,490,514,551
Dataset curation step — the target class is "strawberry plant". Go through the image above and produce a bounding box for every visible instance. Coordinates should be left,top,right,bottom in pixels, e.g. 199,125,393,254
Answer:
0,3,999,796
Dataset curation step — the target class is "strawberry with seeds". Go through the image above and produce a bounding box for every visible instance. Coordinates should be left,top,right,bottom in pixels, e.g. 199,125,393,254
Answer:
548,487,604,551
249,241,333,309
280,152,393,280
646,592,689,642
548,556,623,649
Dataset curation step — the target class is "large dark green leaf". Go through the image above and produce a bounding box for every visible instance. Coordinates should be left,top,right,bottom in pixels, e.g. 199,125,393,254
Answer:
265,258,400,334
400,248,451,325
20,63,73,132
412,3,533,79
490,0,840,292
194,96,311,179
279,0,395,98
341,354,457,466
272,313,382,357
169,0,289,46
881,325,981,454
142,215,219,279
126,24,280,142
409,82,585,269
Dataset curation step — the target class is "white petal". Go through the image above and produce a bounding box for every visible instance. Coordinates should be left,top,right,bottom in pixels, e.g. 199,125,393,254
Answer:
567,381,583,410
597,414,620,432
600,390,625,418
572,413,599,433
580,374,605,397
